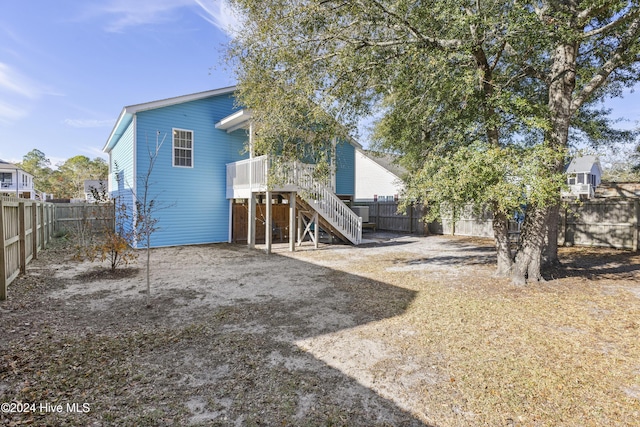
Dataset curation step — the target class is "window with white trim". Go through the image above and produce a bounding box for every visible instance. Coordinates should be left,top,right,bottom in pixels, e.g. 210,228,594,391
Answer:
173,129,193,167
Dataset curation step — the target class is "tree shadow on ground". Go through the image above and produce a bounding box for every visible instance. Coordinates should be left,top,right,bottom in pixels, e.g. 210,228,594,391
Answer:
387,236,497,267
400,254,497,267
548,247,640,280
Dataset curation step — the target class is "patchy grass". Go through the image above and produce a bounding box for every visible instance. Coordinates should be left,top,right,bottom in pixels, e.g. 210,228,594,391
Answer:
1,235,639,426
295,241,640,426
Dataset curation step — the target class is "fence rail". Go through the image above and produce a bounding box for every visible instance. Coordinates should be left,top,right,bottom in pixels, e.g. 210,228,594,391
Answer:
53,203,115,235
356,200,640,251
560,200,640,250
356,202,428,235
1,196,55,300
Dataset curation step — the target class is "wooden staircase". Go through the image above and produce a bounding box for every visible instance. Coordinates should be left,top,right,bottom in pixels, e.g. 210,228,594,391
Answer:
226,155,363,245
295,196,354,245
288,163,362,245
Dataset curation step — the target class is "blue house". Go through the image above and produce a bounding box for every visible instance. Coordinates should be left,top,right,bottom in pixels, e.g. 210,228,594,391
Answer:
103,86,362,251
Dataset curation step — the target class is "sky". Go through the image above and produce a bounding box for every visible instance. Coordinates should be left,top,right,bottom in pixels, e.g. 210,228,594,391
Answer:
0,1,639,167
0,0,239,166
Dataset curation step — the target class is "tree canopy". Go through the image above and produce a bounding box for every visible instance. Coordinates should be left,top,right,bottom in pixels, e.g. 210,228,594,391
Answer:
228,0,640,283
18,150,108,199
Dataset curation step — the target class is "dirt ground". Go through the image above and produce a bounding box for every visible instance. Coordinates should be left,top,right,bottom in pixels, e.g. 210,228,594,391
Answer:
1,232,639,426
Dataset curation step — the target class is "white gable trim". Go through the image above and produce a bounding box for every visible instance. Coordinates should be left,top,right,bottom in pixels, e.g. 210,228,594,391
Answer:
125,86,236,116
104,86,237,153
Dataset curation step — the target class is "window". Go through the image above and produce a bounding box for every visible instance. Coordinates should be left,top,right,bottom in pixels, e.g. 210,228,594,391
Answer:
173,129,193,167
568,175,576,185
0,172,12,183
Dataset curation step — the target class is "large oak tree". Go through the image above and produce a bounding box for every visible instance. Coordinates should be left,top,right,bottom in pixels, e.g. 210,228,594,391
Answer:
227,0,640,284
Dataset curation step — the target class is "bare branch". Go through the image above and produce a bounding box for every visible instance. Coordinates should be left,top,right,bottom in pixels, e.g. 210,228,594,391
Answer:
572,15,640,112
582,9,640,39
354,0,464,50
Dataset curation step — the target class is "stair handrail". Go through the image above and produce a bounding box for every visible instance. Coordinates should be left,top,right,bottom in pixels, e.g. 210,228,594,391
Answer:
286,160,362,245
255,156,362,244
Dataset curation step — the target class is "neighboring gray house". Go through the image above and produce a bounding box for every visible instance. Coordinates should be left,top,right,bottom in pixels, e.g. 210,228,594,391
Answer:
563,155,602,199
355,149,406,202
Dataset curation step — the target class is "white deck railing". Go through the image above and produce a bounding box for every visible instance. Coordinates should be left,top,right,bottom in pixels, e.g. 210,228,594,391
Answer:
562,184,595,199
226,156,362,244
226,155,270,197
1,183,34,191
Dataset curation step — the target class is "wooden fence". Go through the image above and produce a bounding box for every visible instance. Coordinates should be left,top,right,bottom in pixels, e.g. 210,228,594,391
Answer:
356,200,640,251
53,203,115,236
1,196,55,300
560,200,640,250
356,202,428,234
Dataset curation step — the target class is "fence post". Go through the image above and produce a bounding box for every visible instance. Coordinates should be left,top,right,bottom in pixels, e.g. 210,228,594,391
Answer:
452,206,456,236
39,203,45,251
634,200,639,252
559,206,567,246
0,199,6,300
47,204,53,244
409,202,413,234
43,203,48,246
19,201,26,274
32,201,38,260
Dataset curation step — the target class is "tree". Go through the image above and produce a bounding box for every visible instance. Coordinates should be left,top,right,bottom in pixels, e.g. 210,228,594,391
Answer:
227,0,640,284
17,150,109,199
597,143,640,182
73,192,138,272
52,156,108,199
134,132,167,307
17,149,54,195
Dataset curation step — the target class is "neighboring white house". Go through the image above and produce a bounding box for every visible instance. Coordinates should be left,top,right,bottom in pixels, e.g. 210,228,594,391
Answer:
84,180,108,203
0,159,36,199
563,155,602,199
355,149,405,201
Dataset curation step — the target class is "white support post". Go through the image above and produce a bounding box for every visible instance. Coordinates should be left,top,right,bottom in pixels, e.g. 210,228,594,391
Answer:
228,199,233,243
247,128,253,245
289,192,296,252
249,122,254,159
313,212,319,249
297,210,303,246
265,191,272,254
248,193,256,249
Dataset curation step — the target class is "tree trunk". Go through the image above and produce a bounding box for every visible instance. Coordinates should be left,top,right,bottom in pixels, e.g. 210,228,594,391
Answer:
146,244,151,306
493,210,512,277
512,206,548,285
516,40,579,283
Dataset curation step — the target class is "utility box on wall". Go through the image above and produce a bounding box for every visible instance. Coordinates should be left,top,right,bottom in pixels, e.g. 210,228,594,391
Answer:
351,206,369,223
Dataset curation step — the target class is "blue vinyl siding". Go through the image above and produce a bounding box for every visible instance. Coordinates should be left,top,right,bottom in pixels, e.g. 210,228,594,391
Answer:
106,90,359,248
134,94,247,247
110,121,135,191
335,140,355,196
109,121,136,240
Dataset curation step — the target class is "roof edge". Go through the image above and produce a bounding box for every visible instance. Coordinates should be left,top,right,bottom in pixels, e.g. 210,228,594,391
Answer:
124,86,237,116
103,86,238,153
